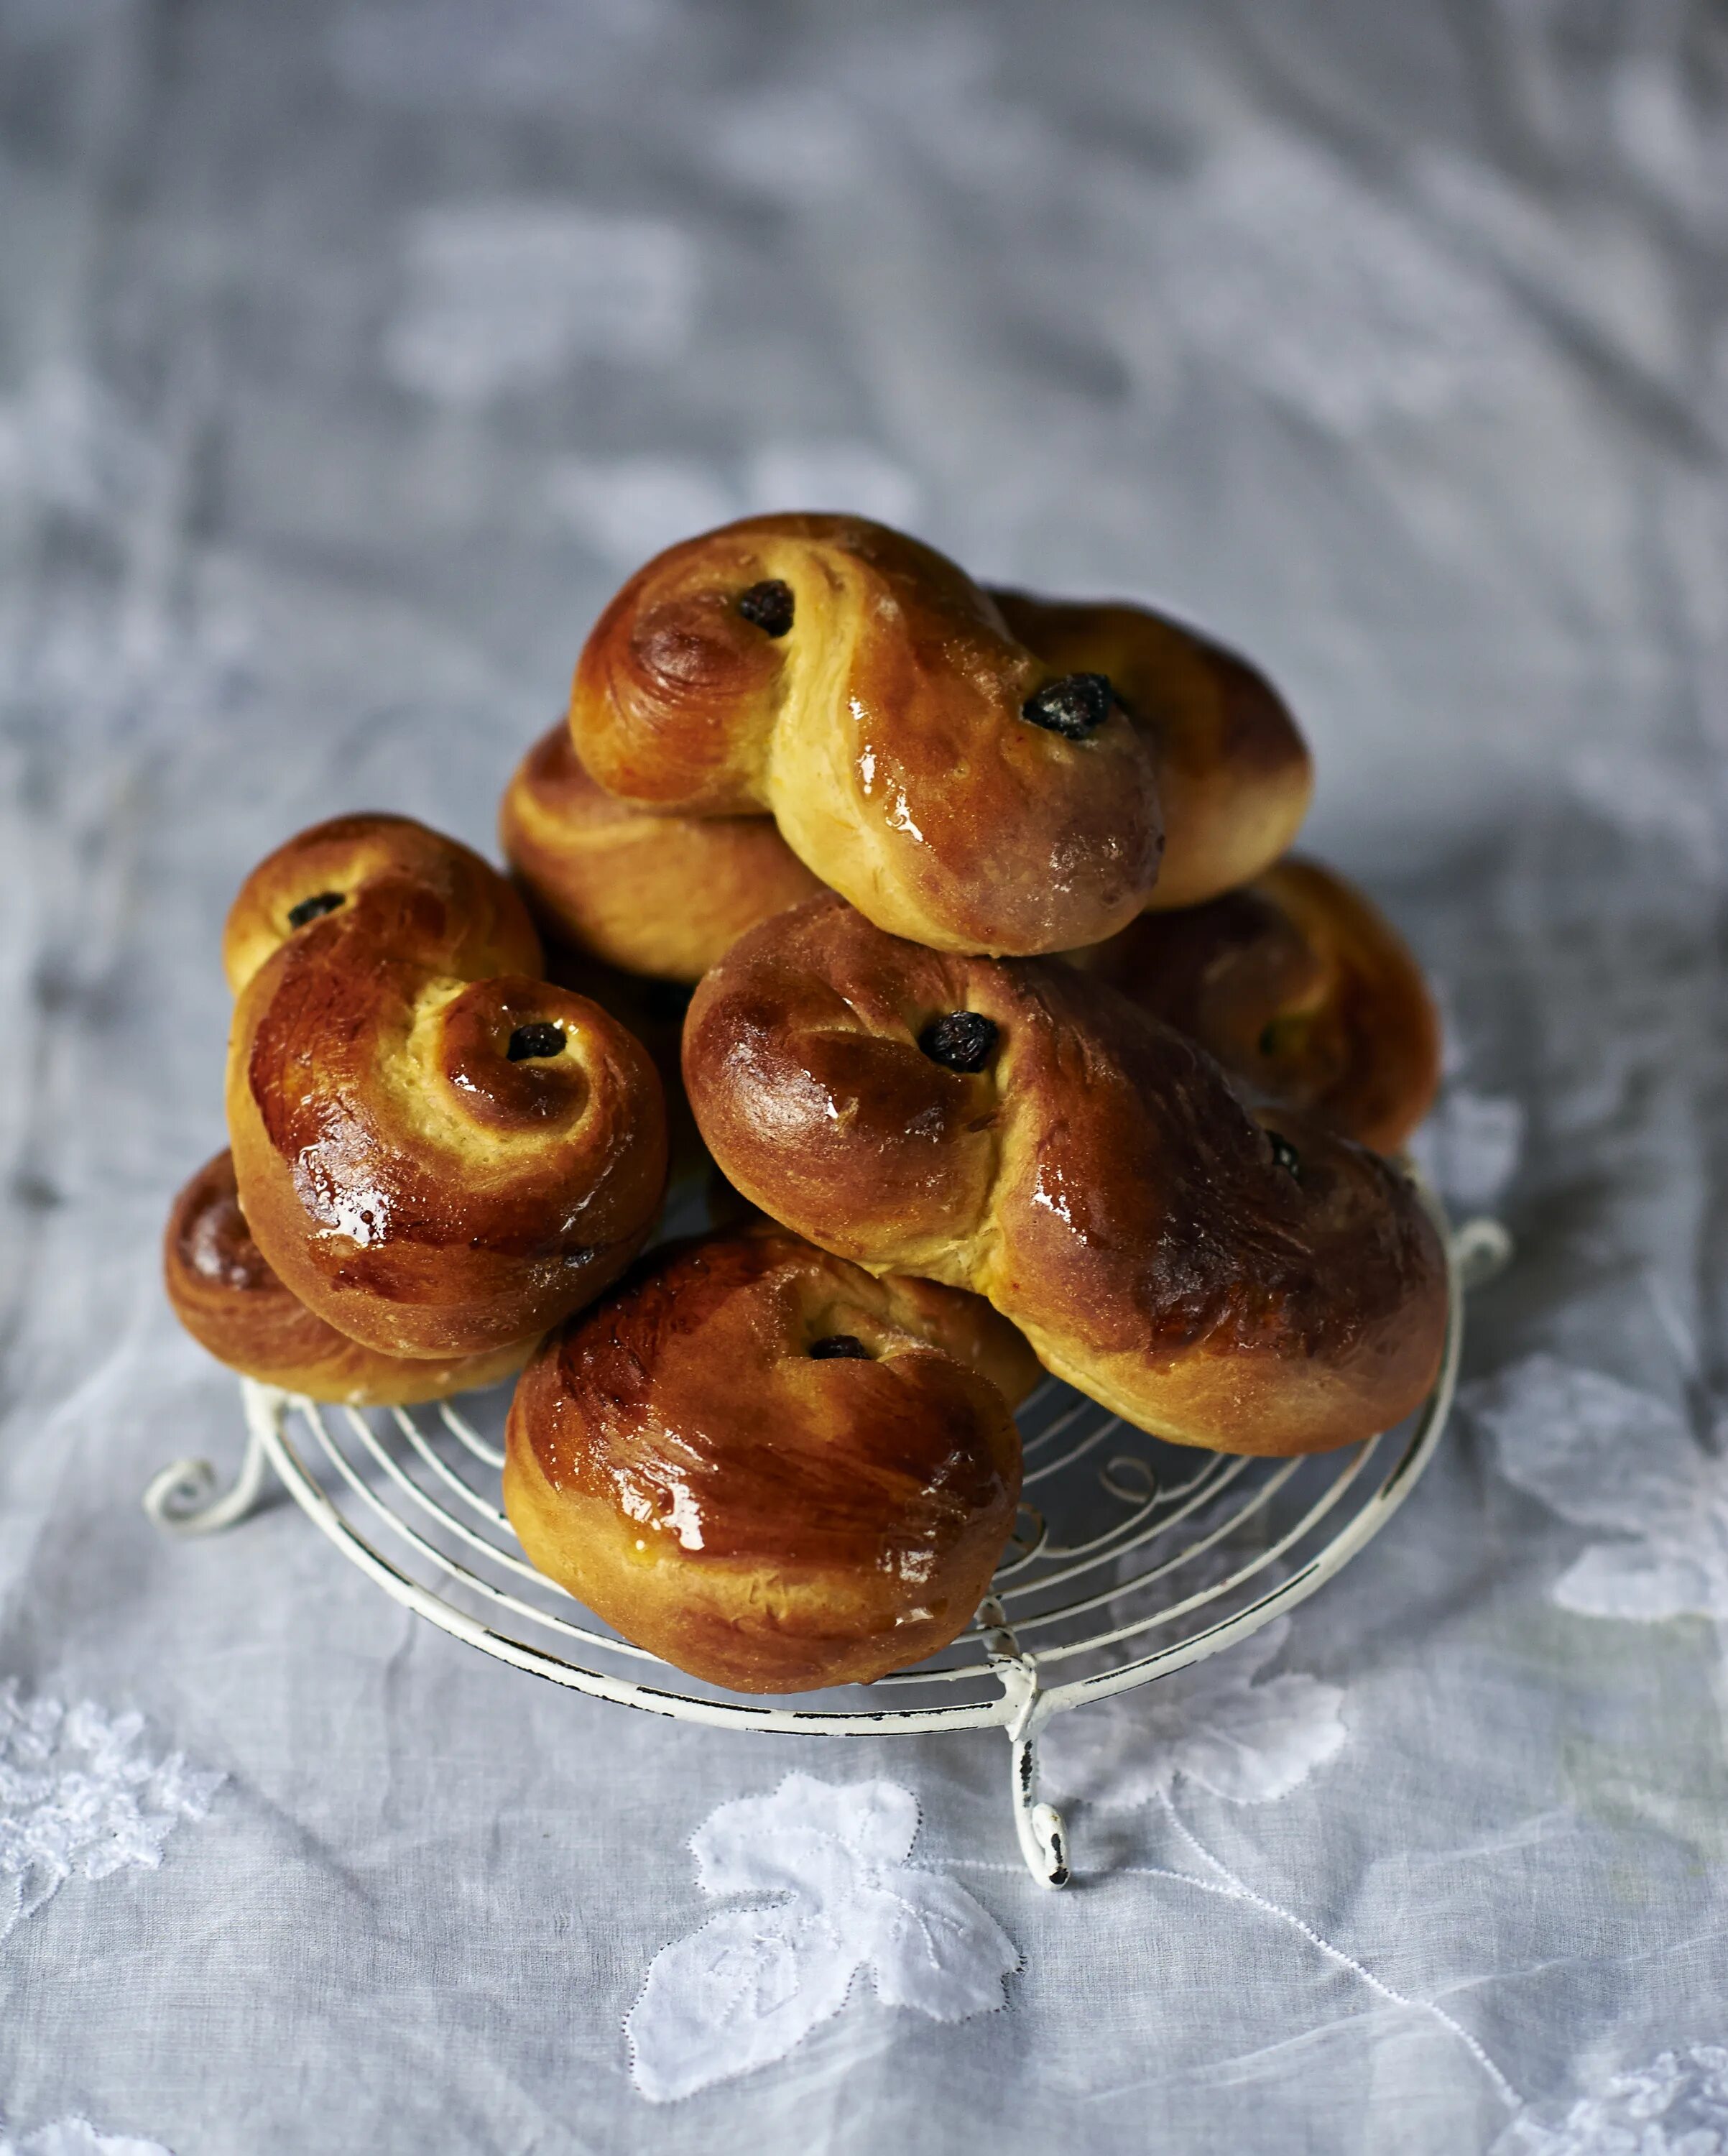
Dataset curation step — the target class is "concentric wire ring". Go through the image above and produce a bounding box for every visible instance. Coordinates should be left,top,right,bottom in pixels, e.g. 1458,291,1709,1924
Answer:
216,1183,1474,1738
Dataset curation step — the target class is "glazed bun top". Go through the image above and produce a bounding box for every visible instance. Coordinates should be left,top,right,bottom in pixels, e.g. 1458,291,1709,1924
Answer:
683,893,1447,1456
570,514,1165,956
223,811,540,997
503,1222,1033,1690
514,1222,1037,1577
991,591,1313,911
1072,856,1441,1154
162,1148,531,1406
225,812,667,1359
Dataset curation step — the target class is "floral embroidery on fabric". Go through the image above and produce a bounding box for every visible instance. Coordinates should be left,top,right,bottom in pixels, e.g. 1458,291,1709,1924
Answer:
1492,2042,1728,2153
1128,1792,1522,2116
627,1774,1018,2104
0,1681,224,1940
1041,1617,1346,1809
1033,1619,1518,2113
1465,1354,1728,1621
0,2119,175,2156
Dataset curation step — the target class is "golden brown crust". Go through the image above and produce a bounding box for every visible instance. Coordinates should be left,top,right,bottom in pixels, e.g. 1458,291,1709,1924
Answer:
532,937,716,1189
570,515,1165,955
683,895,1446,1457
225,814,669,1358
503,1224,1031,1692
164,1151,532,1403
223,811,542,996
500,724,823,982
991,591,1313,911
1069,856,1442,1155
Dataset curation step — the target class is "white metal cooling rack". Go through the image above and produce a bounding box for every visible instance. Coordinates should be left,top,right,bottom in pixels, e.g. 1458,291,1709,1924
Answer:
146,1194,1509,1886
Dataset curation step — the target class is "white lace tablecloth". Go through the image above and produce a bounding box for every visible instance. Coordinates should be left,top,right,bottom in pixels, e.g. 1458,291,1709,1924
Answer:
3,2,1726,2150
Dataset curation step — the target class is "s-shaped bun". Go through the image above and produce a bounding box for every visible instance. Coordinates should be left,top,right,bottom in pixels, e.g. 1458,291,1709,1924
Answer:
683,894,1446,1457
225,813,668,1360
504,1223,1035,1692
570,514,1165,956
165,1151,530,1404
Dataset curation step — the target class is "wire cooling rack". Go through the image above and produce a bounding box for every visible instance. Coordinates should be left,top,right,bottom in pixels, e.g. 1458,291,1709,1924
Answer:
146,1190,1507,1886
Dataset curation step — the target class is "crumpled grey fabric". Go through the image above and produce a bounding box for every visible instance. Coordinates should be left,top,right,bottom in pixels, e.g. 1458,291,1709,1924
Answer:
2,1,1726,2150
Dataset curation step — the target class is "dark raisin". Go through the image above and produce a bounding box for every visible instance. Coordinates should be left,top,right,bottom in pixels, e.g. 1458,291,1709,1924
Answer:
507,1023,567,1061
918,1011,998,1073
1269,1133,1301,1181
1259,1023,1280,1056
737,579,795,637
809,1335,870,1360
1020,672,1112,740
287,892,345,930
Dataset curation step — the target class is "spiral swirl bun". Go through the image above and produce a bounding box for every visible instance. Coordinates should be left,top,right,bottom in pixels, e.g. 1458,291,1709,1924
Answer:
500,724,821,982
165,1151,530,1404
225,814,668,1359
570,514,1165,957
683,895,1446,1457
504,1223,1034,1691
1071,857,1441,1155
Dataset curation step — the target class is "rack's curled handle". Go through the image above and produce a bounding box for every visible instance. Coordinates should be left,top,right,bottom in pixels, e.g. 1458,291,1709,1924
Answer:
1452,1216,1513,1291
143,1386,282,1536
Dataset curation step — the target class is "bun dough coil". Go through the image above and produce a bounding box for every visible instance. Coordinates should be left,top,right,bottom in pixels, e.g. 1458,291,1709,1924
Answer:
165,1151,529,1404
1071,857,1441,1155
223,811,537,998
225,814,668,1360
532,941,713,1188
504,1223,1035,1692
501,723,822,982
992,591,1313,911
683,895,1447,1457
570,514,1165,956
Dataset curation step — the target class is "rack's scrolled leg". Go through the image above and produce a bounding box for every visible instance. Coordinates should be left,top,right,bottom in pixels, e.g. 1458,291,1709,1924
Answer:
144,1382,283,1536
1452,1217,1513,1291
1009,1724,1070,1889
984,1599,1071,1889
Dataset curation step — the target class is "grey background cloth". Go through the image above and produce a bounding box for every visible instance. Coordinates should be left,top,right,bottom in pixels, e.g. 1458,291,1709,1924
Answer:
2,1,1727,2149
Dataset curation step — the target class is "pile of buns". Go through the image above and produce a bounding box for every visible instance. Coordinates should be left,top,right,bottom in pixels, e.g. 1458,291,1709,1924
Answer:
167,512,1445,1695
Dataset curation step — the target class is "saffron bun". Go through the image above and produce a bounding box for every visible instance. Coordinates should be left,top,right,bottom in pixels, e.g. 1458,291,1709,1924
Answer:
500,723,821,982
504,1223,1035,1692
989,591,1313,911
569,514,1165,957
164,1151,530,1404
683,894,1447,1457
1069,857,1441,1155
224,813,667,1360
